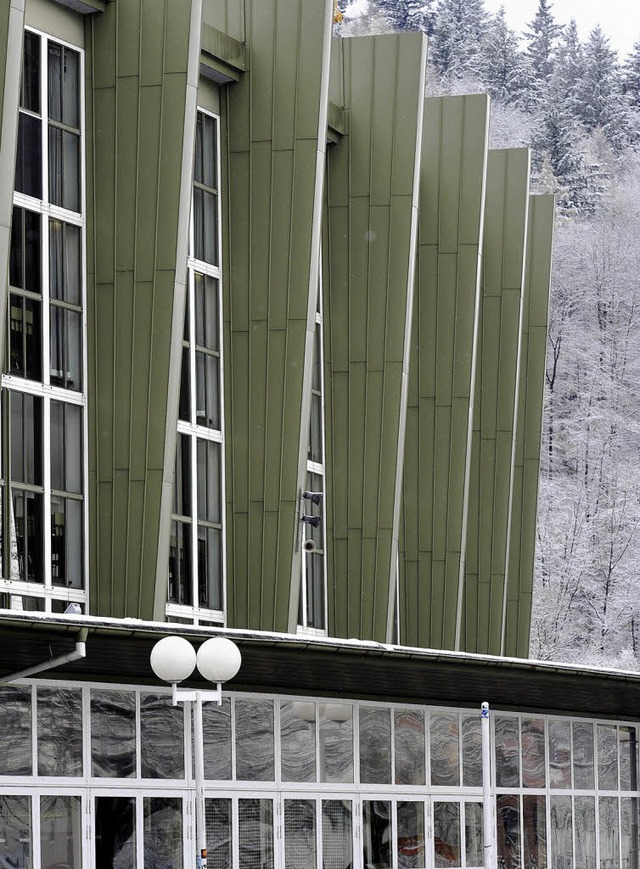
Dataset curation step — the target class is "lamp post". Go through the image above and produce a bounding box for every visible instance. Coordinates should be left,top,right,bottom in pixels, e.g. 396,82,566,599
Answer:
150,635,242,869
481,701,495,869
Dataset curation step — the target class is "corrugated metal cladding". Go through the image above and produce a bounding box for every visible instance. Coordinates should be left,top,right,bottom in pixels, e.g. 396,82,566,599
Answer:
0,0,553,656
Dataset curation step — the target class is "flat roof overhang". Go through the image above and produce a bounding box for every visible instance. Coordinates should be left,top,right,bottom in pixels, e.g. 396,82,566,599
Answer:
0,613,638,720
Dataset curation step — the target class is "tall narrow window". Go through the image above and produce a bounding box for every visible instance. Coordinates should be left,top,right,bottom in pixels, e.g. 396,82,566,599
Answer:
1,29,86,615
298,272,327,633
167,110,225,626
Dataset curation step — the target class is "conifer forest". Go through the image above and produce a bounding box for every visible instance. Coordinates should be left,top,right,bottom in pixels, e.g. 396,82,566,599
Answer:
339,0,640,668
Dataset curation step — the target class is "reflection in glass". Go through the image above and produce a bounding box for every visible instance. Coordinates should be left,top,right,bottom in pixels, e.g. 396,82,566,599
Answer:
235,699,275,781
9,293,42,380
50,402,82,494
21,31,40,112
397,802,425,869
599,797,619,869
618,728,637,791
140,693,184,778
431,713,460,787
91,690,136,777
433,802,460,868
522,719,546,788
574,797,596,869
281,701,316,782
0,796,30,868
573,722,595,790
284,800,316,869
462,715,482,787
0,685,32,775
169,520,192,606
203,699,232,780
40,795,81,869
395,710,425,786
495,718,520,788
50,495,83,588
322,800,352,869
37,686,82,775
550,796,573,869
239,799,273,869
11,391,43,485
620,798,638,869
359,707,391,784
10,207,41,294
15,112,42,198
48,42,79,128
48,126,80,212
465,803,483,868
523,795,547,869
598,725,619,790
205,798,231,869
320,706,353,783
143,797,183,869
363,801,391,869
95,796,135,869
496,795,520,869
549,720,571,789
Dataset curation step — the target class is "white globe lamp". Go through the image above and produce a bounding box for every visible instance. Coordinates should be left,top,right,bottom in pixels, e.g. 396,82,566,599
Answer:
196,637,242,684
150,636,196,684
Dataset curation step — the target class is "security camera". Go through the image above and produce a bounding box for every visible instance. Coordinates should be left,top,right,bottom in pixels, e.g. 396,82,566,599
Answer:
303,538,317,553
302,490,323,506
301,514,322,528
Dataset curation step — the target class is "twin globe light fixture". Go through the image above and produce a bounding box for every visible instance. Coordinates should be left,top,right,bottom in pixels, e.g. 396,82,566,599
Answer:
150,635,242,705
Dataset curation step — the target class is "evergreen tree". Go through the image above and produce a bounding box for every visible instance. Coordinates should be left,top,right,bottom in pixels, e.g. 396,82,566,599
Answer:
478,8,530,106
575,26,630,153
429,0,487,80
525,0,563,86
622,41,640,110
376,0,435,34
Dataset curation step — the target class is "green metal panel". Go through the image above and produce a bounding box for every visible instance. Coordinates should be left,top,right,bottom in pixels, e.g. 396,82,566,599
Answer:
398,94,489,650
87,0,203,619
324,32,426,642
0,0,25,364
504,194,554,657
223,0,332,632
462,148,531,655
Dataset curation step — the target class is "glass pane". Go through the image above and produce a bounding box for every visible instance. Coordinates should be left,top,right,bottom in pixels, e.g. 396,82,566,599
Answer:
173,433,191,517
575,797,596,869
574,721,595,789
235,699,275,780
238,799,273,869
0,795,30,868
550,796,573,869
12,489,44,583
395,709,426,785
598,725,619,790
397,801,425,869
21,31,40,112
284,800,316,869
15,113,42,198
197,439,221,523
465,803,483,868
10,208,42,294
363,801,391,869
495,717,520,788
462,715,482,787
50,496,83,588
549,719,571,789
195,273,219,351
359,707,391,784
304,551,325,629
50,402,83,493
599,797,619,869
140,693,185,778
195,112,217,188
281,700,317,782
195,351,220,429
11,391,43,484
620,798,638,869
49,307,82,390
319,705,353,783
49,127,80,212
309,393,323,463
179,345,191,421
193,187,218,265
50,219,81,304
40,795,81,869
523,795,547,869
203,698,232,780
496,795,520,869
143,797,183,869
91,690,136,777
430,712,460,787
37,686,82,775
9,294,42,380
95,796,136,869
168,520,192,605
0,685,31,775
48,43,79,128
322,799,352,869
619,728,637,791
198,525,222,610
522,718,546,788
206,798,231,869
433,802,460,868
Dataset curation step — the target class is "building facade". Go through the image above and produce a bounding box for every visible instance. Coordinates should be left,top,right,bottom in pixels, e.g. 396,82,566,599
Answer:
1,2,638,869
